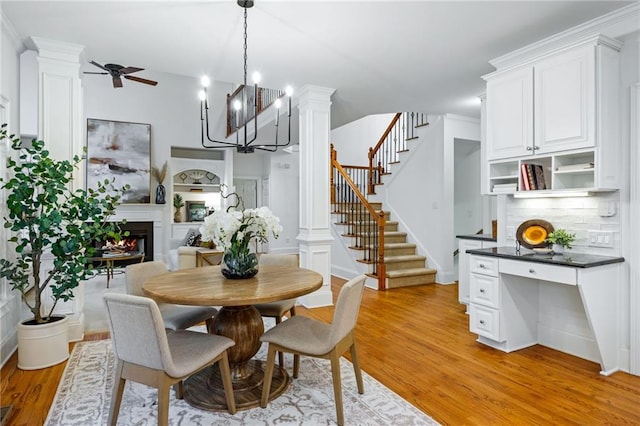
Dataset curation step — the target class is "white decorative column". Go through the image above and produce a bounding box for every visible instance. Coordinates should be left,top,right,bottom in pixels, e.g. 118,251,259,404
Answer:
296,85,335,308
29,37,86,341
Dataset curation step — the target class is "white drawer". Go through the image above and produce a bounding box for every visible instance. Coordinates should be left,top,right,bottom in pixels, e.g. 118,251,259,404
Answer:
500,259,577,285
469,304,502,342
470,274,500,308
470,255,499,277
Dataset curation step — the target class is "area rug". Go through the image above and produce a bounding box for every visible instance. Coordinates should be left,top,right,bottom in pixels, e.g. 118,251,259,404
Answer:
46,339,439,425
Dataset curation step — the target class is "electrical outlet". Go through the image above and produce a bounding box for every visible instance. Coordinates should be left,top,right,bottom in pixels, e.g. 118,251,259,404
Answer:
588,230,614,248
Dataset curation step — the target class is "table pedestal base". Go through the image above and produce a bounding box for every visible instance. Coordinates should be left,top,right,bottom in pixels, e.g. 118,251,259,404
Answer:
183,360,290,411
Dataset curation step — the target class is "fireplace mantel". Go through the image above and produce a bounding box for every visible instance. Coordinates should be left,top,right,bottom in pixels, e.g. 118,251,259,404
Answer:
111,204,166,262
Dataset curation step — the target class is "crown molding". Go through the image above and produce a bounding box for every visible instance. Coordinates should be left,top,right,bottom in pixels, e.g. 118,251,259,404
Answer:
486,3,638,74
1,11,25,52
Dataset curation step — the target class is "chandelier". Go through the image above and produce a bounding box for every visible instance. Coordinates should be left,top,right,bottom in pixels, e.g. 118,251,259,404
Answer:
199,0,292,153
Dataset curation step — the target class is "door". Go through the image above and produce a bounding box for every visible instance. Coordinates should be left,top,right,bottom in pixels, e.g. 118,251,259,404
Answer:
234,179,258,209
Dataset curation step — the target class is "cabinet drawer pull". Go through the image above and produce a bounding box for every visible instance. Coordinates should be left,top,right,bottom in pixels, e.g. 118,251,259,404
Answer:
526,146,533,151
533,145,540,150
479,288,486,293
529,268,535,274
479,264,486,269
479,320,485,325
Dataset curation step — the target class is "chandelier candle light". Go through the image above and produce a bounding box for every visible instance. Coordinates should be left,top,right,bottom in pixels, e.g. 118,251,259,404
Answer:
199,206,282,279
199,0,293,153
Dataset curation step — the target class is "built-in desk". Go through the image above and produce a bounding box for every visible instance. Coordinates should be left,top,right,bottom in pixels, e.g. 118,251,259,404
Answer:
465,247,624,376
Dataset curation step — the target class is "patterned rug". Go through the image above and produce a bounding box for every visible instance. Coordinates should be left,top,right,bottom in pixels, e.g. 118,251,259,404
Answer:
46,339,438,425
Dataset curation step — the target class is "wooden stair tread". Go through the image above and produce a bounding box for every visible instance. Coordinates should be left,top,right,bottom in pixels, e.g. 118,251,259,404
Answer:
385,254,426,263
386,268,437,278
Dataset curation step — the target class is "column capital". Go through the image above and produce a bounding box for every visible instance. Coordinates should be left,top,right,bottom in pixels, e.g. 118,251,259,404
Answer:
28,36,85,64
297,85,335,110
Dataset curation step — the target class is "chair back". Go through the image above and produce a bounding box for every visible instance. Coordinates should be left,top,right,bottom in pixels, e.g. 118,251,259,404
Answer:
125,260,168,296
258,254,298,267
103,293,175,372
329,275,366,346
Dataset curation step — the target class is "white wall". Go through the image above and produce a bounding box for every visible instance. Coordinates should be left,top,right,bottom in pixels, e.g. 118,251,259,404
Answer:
0,10,24,367
454,139,482,239
331,113,395,165
266,150,300,254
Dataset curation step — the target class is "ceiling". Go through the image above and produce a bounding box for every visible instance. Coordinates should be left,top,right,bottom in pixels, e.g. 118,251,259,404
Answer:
1,1,634,128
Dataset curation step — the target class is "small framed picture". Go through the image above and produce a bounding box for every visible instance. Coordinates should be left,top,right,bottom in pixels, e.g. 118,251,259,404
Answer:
186,201,207,222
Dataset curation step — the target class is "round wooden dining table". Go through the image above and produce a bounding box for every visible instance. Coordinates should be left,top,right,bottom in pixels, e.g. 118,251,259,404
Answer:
143,264,323,411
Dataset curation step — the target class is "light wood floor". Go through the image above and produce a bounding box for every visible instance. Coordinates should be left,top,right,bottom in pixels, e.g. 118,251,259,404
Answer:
2,277,639,425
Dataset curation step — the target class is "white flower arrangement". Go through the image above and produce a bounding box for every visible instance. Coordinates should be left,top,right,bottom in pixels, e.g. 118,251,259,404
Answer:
199,206,282,255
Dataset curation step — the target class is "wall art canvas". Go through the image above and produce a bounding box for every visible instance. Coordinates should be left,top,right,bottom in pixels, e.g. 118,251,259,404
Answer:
86,119,151,203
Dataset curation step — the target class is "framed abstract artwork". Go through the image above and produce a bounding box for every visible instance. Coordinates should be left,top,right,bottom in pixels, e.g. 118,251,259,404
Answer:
186,201,207,222
86,119,151,203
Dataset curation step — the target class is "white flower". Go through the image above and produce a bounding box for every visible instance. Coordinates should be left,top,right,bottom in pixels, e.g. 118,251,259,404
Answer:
199,206,281,252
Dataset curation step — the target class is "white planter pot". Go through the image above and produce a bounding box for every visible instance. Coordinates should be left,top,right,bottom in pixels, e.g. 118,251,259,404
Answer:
17,315,69,370
552,244,565,255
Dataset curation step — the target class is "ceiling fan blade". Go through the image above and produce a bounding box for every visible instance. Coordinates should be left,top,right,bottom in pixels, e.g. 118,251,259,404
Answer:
113,77,123,88
89,60,108,71
124,75,158,86
84,72,109,75
120,66,144,75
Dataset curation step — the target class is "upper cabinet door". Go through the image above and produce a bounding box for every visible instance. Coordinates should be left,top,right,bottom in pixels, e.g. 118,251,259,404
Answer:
534,45,595,154
486,67,534,161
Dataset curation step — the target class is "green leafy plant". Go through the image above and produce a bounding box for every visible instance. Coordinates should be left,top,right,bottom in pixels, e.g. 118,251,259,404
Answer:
0,124,129,324
173,193,184,209
545,229,576,249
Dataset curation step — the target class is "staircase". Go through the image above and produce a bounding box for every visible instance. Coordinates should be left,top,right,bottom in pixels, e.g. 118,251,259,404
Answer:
330,113,437,290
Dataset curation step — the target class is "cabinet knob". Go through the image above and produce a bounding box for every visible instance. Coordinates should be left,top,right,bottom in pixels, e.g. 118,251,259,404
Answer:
479,320,485,325
526,146,533,151
479,288,486,293
533,145,540,150
479,264,486,269
529,268,535,274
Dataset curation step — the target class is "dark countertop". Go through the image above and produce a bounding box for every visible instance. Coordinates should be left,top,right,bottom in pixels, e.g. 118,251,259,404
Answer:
456,234,497,242
466,246,625,268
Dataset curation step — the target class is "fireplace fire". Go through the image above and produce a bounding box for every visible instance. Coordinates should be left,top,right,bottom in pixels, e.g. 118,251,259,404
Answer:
95,221,154,262
103,237,140,253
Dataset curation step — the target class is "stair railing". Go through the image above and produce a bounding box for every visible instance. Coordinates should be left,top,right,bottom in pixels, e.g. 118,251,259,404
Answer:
367,112,429,194
226,85,286,137
331,145,386,290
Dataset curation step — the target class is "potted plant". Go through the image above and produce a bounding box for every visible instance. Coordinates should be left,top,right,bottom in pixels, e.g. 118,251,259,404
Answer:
545,229,576,254
173,193,184,222
0,125,128,369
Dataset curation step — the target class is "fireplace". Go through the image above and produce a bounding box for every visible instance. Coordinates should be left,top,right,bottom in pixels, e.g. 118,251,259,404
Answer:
96,221,154,263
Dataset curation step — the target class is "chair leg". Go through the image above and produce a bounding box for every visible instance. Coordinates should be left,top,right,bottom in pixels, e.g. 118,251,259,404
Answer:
205,316,215,333
350,342,364,394
275,316,284,367
218,351,237,414
157,375,172,426
108,361,126,426
293,354,300,378
329,351,345,426
260,344,278,408
173,381,184,399
289,306,297,317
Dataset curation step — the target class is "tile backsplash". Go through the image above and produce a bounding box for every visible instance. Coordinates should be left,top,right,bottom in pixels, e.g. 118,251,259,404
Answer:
504,192,621,256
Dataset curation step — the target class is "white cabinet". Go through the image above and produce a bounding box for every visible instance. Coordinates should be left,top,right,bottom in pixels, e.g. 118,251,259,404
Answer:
485,67,533,160
534,44,595,154
457,238,497,306
483,34,621,195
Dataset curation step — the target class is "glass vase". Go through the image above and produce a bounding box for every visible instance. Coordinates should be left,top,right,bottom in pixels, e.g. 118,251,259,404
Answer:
221,250,258,279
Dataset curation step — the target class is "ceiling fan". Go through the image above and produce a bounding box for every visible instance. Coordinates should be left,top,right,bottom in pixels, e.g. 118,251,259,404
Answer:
84,61,158,88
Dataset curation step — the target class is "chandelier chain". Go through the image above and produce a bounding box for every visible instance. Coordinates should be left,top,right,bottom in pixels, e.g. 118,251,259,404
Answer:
243,7,248,87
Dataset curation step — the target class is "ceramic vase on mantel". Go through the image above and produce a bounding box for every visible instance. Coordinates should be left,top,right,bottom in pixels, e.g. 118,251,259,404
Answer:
221,250,258,279
155,184,166,204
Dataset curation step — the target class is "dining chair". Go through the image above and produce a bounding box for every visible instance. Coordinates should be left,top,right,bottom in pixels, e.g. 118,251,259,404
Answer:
103,293,236,426
253,254,298,366
125,261,217,331
260,274,367,426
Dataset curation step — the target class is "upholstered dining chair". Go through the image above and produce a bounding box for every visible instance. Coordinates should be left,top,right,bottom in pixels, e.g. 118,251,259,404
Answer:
103,293,236,426
253,254,298,366
125,261,217,331
260,274,367,426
